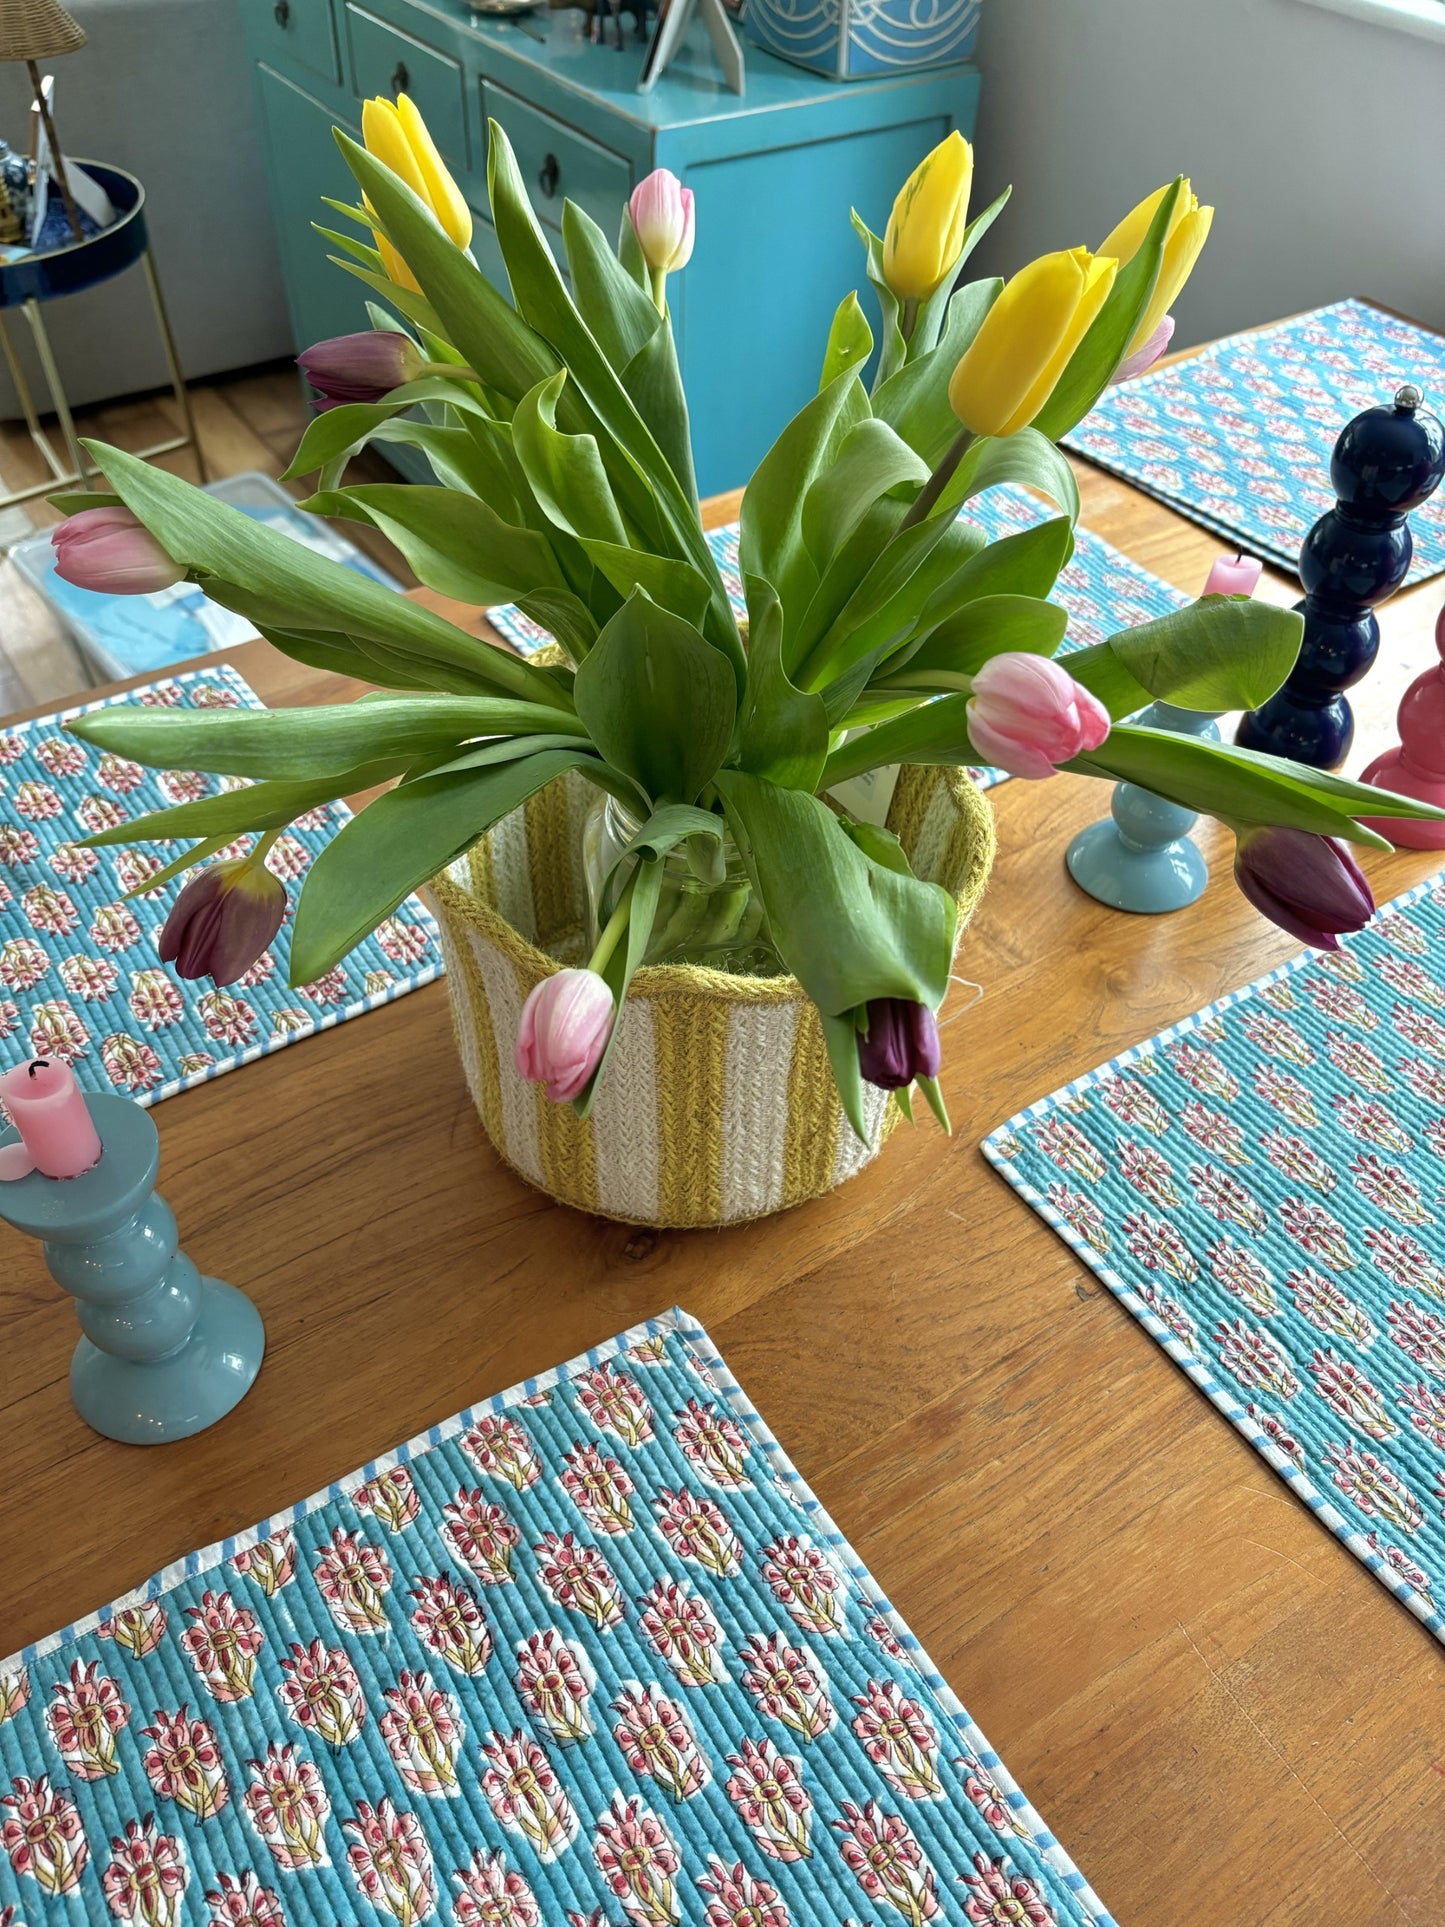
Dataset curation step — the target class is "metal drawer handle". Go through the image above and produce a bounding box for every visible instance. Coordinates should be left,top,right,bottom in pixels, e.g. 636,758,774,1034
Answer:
273,0,290,25
391,59,410,95
538,152,559,199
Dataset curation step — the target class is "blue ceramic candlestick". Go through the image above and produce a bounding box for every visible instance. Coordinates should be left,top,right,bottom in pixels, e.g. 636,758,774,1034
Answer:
1067,701,1220,912
1236,385,1445,768
0,1091,264,1443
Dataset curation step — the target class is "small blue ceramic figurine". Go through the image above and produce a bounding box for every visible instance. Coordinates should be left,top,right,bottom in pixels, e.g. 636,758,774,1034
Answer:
0,1065,264,1445
1236,385,1445,768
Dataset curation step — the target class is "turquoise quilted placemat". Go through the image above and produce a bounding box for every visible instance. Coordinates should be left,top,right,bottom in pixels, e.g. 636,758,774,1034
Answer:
0,1309,1113,1927
985,873,1445,1645
485,488,1189,794
0,664,442,1104
1064,298,1445,584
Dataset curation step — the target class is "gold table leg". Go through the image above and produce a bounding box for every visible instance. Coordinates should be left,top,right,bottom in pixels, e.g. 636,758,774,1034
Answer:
23,296,91,491
142,248,207,483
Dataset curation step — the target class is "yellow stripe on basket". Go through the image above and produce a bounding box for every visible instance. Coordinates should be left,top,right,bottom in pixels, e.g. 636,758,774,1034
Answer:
783,1003,841,1206
524,778,577,950
430,893,507,1160
534,1063,599,1215
654,993,732,1226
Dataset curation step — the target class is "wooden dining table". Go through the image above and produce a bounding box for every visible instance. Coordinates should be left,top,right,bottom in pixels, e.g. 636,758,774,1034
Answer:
3,446,1444,1926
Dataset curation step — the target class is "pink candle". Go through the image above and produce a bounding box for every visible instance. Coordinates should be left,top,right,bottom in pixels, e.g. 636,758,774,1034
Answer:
1203,552,1264,598
0,1058,103,1180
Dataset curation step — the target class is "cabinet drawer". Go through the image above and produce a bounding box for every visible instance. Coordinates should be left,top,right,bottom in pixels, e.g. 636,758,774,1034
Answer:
346,5,468,164
250,0,339,86
481,84,630,243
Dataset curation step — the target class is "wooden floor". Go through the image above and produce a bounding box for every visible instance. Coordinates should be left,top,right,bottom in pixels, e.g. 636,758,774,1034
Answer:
0,362,416,707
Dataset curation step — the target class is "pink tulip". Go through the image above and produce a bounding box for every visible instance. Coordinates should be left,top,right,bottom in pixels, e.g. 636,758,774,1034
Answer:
1110,314,1175,385
515,968,615,1102
51,507,184,596
1234,826,1374,951
628,170,695,275
297,329,425,407
159,855,287,984
967,652,1111,780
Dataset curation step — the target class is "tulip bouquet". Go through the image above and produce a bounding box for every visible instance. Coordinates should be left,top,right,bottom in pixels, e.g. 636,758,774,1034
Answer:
52,104,1439,1138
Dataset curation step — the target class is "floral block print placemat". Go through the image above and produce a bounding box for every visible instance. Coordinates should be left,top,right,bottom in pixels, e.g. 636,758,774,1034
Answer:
1064,299,1445,583
485,488,1188,795
0,664,442,1106
0,1308,1114,1927
984,871,1445,1646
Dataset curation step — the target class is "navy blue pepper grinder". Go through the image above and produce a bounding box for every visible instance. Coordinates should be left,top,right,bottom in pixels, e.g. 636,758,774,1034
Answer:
1236,385,1445,768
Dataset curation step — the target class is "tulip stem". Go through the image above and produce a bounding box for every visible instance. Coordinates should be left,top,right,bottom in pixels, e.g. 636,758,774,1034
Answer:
419,361,481,384
897,427,974,533
588,868,639,976
648,266,668,317
900,296,919,345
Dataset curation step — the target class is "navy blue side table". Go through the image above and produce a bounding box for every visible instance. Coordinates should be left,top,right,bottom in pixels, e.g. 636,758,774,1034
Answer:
0,161,206,507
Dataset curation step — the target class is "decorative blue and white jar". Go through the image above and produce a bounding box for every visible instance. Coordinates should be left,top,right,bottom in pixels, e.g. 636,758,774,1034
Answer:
745,0,981,79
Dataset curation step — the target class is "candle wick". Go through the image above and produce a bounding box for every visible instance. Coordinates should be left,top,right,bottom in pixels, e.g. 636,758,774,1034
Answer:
27,1059,51,1079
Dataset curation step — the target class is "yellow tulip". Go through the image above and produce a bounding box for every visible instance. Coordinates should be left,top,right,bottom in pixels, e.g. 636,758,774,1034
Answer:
361,93,472,292
1100,178,1213,354
948,247,1117,438
882,131,974,303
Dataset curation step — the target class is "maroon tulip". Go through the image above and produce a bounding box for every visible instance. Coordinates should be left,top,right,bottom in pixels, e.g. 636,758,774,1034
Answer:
856,997,942,1091
296,329,425,407
159,855,287,985
51,507,184,595
1233,825,1374,950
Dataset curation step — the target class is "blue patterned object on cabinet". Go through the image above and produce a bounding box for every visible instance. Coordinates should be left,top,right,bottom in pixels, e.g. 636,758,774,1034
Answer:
487,487,1190,790
0,665,442,1106
985,871,1445,1647
0,1308,1115,1926
1065,299,1445,585
746,0,982,78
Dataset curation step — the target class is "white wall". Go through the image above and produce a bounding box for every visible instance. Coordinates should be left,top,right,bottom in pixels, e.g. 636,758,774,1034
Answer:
968,0,1445,349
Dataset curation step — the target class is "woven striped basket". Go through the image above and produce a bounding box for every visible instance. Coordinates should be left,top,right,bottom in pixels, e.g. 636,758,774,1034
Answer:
427,764,994,1227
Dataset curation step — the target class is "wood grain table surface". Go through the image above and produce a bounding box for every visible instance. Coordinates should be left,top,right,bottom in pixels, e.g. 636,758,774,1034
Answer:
3,459,1444,1927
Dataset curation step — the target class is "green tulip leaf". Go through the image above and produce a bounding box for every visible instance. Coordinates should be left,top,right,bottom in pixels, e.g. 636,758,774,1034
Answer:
736,576,829,790
1032,178,1183,442
940,428,1080,524
715,768,957,1020
619,321,699,513
511,371,629,547
819,292,875,392
740,366,871,649
85,442,563,708
871,276,1002,465
290,746,597,982
562,198,661,372
801,418,929,570
819,1005,870,1145
72,761,407,847
851,211,907,390
574,590,737,806
338,133,558,405
576,539,713,628
1066,723,1413,847
68,694,581,780
281,379,495,484
1067,598,1304,719
880,594,1069,685
300,481,570,611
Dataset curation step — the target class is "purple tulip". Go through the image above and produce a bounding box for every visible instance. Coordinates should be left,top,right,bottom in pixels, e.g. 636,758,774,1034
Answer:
515,968,616,1102
296,329,425,408
1234,826,1374,950
51,507,184,596
967,652,1112,780
856,997,942,1091
158,855,287,985
1110,313,1175,385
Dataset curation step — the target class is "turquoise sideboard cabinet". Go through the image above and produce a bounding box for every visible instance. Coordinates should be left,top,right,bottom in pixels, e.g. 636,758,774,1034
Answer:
236,0,978,493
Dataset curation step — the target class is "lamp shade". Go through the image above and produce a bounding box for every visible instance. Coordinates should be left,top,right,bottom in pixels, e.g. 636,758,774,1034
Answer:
0,0,86,60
